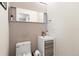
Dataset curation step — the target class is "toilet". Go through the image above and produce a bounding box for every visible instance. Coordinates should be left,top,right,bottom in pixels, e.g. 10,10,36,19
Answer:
16,41,32,56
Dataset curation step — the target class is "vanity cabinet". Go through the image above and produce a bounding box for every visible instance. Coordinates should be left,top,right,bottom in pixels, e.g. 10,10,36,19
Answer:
45,40,53,56
37,36,54,56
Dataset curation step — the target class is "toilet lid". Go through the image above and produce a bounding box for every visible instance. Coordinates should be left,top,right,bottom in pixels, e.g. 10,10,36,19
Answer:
16,41,31,56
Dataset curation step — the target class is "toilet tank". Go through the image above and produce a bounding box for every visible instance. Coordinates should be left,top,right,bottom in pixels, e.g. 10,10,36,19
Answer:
16,41,31,56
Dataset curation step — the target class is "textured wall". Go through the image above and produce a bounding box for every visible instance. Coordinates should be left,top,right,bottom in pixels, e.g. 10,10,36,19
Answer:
9,21,46,56
9,2,47,56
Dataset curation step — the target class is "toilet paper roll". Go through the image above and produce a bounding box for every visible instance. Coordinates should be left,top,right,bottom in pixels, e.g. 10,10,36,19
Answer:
34,50,41,56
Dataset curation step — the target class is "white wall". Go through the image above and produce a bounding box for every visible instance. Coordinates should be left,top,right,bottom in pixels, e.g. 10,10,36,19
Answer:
0,5,9,55
47,2,79,56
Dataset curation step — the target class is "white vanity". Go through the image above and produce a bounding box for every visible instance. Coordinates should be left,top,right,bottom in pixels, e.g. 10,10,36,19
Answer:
37,36,55,56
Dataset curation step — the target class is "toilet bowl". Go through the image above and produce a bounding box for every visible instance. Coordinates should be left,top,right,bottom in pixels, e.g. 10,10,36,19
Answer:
16,41,32,56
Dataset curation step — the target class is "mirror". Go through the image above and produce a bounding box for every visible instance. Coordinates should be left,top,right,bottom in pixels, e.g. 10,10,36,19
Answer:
16,8,44,23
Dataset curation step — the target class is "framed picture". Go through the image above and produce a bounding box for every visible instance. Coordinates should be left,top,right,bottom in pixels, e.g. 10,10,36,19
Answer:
0,2,7,10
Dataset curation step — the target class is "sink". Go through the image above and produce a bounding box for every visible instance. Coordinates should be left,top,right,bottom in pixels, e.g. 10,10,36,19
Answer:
38,36,55,41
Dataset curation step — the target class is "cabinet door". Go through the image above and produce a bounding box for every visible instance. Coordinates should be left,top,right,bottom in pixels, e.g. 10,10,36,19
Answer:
45,40,54,56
